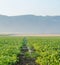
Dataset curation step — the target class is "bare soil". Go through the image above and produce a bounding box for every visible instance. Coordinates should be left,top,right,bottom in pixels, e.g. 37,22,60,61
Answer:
14,38,37,65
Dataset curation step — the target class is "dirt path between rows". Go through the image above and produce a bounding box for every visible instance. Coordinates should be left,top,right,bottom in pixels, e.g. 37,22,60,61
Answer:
14,38,37,65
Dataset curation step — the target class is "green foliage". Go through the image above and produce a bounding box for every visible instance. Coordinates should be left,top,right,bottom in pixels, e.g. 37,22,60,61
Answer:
27,37,60,65
0,36,60,65
0,36,23,65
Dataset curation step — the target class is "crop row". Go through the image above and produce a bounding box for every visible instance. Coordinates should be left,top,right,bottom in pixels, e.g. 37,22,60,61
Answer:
0,37,23,65
27,37,60,65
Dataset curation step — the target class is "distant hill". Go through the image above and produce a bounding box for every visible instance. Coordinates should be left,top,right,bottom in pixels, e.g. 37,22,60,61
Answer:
0,15,60,34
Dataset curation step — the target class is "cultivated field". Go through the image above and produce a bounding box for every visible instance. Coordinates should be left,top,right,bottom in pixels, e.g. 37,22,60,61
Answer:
0,36,60,65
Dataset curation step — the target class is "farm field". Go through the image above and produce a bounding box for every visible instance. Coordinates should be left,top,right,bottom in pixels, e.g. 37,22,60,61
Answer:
0,36,23,65
27,37,60,65
0,36,60,65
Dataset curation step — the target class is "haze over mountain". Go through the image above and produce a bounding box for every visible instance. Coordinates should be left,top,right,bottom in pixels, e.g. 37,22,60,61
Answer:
0,15,60,34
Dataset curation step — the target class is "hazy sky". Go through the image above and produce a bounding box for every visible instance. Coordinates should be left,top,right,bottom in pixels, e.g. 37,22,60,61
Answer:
0,0,60,16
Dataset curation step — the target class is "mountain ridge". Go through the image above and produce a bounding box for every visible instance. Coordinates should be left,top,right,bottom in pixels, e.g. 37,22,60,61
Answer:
0,15,60,34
